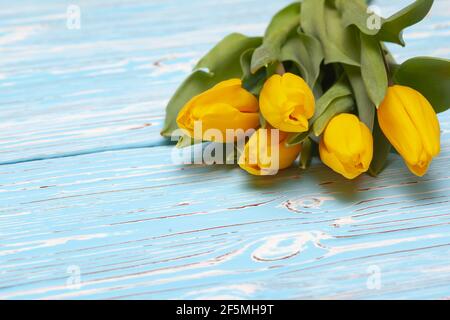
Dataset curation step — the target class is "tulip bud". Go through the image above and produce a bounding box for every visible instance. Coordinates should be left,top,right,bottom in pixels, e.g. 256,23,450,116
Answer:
239,128,301,176
319,113,373,179
260,73,315,133
377,85,440,177
176,79,260,142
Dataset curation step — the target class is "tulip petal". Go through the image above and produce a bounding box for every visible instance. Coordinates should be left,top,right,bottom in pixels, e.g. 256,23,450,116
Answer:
402,87,440,158
406,161,430,177
359,122,374,170
213,78,242,89
319,139,361,179
199,79,259,113
282,74,315,119
319,113,373,180
260,73,315,133
279,142,302,170
239,129,301,175
323,114,364,164
378,85,441,177
197,103,260,142
177,79,260,142
260,75,286,127
378,86,423,165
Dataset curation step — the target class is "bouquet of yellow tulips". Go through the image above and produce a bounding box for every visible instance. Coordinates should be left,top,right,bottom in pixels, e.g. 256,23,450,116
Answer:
161,0,449,179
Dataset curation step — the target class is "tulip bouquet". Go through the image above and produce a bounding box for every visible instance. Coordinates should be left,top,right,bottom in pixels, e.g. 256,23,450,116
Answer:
161,0,449,179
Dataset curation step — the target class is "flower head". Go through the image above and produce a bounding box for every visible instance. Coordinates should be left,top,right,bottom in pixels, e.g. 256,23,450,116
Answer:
378,85,440,176
177,79,260,142
319,113,373,179
239,128,301,176
260,73,315,133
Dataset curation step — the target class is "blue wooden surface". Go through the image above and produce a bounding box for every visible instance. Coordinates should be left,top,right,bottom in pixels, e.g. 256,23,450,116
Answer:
0,0,449,299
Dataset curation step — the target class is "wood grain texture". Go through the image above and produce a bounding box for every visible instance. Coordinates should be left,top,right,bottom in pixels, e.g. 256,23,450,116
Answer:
0,118,449,299
0,0,449,299
0,0,292,165
1,0,449,164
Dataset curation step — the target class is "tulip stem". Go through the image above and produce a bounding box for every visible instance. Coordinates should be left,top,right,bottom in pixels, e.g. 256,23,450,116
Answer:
275,62,286,75
379,43,394,86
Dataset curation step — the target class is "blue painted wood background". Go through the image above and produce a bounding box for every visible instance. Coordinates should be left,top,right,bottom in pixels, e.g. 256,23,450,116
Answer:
0,0,449,299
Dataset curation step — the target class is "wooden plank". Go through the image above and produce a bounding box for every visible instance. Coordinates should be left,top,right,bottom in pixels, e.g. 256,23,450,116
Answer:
0,114,449,299
1,0,449,300
1,0,449,164
0,0,295,165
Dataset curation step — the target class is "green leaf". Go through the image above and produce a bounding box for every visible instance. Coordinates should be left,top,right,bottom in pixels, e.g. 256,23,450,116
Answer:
240,48,266,95
344,65,375,130
265,62,282,79
195,33,262,76
313,96,355,136
335,0,378,35
280,31,324,87
360,33,388,108
251,2,301,73
368,117,392,176
240,49,253,77
377,0,434,46
301,0,360,66
161,33,262,137
393,57,450,113
313,75,353,122
312,73,324,99
299,138,315,170
336,0,434,46
381,43,399,84
286,131,309,147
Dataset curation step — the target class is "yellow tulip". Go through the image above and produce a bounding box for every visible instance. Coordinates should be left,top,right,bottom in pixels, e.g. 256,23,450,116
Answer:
176,79,260,142
378,85,440,177
319,113,373,179
239,128,301,176
260,73,315,133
